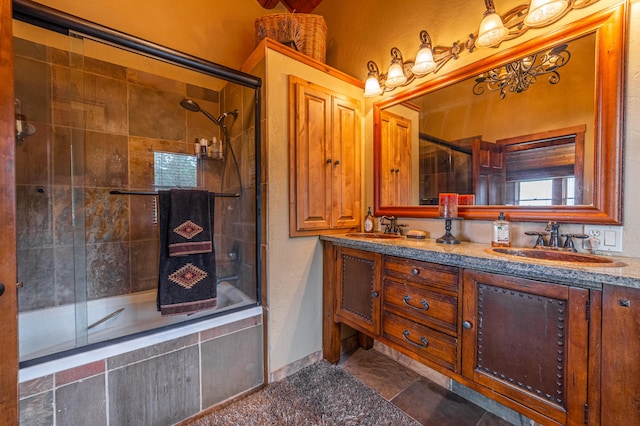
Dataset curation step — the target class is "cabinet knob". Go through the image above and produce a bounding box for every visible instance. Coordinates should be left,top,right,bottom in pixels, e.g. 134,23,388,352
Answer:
334,160,340,165
411,268,419,276
0,283,4,297
463,321,472,329
326,158,332,164
371,291,379,298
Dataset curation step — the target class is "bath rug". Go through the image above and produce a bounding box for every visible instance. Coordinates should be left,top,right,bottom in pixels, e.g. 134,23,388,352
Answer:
158,190,217,316
182,360,420,426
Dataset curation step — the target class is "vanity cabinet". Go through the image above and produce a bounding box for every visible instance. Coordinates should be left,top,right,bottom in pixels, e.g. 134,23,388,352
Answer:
323,244,599,426
288,75,361,237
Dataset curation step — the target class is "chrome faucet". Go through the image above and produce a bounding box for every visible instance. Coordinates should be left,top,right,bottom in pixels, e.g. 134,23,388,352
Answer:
380,216,407,236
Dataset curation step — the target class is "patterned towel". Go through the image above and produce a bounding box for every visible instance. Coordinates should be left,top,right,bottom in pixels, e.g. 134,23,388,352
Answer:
157,190,217,316
167,189,212,256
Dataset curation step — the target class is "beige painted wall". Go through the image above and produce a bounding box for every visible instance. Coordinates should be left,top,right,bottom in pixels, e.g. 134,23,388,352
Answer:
261,48,364,375
33,0,287,69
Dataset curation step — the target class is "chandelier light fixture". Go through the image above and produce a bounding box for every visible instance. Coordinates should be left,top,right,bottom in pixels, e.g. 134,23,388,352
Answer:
363,0,597,97
472,43,571,99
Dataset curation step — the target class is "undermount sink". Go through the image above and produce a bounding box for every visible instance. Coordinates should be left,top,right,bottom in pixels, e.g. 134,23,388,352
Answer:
345,233,403,240
486,247,626,267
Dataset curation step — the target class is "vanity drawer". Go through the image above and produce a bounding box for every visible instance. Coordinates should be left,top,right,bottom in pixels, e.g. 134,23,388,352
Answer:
383,311,457,372
384,256,458,293
384,278,457,336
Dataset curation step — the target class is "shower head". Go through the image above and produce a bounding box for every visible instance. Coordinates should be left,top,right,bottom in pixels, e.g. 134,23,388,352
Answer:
180,98,221,127
180,98,201,112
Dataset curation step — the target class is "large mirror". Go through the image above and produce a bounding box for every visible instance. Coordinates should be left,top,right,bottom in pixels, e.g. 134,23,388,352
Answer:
373,5,625,224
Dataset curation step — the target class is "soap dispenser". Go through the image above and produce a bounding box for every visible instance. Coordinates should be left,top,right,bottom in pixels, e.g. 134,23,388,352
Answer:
364,207,375,233
492,212,511,247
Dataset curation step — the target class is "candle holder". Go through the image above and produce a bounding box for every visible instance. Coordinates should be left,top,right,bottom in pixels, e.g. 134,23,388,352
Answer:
436,217,462,244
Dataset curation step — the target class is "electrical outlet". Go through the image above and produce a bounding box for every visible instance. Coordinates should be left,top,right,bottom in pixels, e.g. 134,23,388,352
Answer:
583,225,623,252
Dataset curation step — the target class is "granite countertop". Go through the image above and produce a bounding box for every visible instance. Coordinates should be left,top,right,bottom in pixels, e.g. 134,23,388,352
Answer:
320,234,640,290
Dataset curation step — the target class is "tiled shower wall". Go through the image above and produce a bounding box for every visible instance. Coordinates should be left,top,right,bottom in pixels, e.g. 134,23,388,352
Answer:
14,37,257,312
19,315,264,425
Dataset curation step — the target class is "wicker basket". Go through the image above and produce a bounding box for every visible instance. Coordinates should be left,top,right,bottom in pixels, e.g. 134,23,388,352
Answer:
255,13,327,63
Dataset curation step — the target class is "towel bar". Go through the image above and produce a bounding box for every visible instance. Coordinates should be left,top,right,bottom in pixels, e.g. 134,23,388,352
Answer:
109,190,240,198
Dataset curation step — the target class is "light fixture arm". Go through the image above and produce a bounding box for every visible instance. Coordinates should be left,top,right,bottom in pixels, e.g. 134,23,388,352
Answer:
418,30,432,49
390,47,403,63
367,60,380,75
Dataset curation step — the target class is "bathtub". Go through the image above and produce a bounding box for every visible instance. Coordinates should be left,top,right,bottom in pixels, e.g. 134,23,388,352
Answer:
19,281,255,362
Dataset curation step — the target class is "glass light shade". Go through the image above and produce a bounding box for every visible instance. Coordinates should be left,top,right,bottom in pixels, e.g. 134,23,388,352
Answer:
364,75,383,97
385,61,407,88
476,12,509,48
411,46,437,74
524,0,568,27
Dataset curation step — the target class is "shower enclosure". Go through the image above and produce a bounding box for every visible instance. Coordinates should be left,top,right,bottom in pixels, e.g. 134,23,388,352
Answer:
13,1,262,364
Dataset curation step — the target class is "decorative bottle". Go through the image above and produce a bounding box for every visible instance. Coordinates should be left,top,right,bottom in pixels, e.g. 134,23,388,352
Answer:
491,212,511,247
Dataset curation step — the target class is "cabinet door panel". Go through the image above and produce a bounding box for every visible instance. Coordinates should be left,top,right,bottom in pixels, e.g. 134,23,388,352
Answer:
335,247,381,335
601,285,640,425
291,79,332,232
331,95,360,229
379,110,412,206
394,116,412,206
462,271,589,425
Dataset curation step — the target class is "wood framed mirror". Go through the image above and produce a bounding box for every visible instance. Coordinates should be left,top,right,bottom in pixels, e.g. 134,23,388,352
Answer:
373,4,625,224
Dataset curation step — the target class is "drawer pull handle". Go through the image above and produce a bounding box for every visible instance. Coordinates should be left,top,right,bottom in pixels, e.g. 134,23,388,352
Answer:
411,268,419,276
402,330,428,348
403,295,429,311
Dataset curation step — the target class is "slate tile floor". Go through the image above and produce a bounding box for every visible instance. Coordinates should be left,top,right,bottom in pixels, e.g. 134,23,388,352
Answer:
339,348,516,426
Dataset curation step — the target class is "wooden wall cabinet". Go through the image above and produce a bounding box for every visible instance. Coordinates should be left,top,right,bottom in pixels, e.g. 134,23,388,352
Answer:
289,75,361,237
